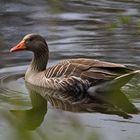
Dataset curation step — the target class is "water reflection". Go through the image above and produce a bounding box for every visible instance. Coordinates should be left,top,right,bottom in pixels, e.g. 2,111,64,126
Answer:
10,81,139,130
11,91,47,130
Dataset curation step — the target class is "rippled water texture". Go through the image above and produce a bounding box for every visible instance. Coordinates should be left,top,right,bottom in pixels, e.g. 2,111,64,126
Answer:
0,0,140,140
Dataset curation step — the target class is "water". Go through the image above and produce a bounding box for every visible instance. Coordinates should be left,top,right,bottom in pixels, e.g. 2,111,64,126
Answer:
0,0,140,140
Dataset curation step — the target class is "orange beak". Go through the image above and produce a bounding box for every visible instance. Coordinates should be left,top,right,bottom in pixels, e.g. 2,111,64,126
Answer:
10,40,26,52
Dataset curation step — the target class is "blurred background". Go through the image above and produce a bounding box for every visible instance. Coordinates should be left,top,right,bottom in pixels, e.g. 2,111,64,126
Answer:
0,0,140,140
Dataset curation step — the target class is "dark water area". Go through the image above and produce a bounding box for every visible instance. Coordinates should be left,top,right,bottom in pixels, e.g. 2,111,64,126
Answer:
0,0,140,140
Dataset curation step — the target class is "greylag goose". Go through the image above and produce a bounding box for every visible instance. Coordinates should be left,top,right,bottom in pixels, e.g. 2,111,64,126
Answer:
10,33,140,94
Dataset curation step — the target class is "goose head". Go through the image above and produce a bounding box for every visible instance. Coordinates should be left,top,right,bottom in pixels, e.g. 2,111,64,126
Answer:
10,33,49,71
10,33,48,53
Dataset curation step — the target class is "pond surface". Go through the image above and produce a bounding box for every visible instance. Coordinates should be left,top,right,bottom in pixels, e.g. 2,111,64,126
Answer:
0,0,140,140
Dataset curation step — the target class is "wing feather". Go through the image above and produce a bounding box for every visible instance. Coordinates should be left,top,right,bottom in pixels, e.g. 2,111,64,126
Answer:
45,60,131,83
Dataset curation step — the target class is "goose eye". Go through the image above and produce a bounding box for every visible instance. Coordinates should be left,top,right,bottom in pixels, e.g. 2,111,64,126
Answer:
29,38,33,41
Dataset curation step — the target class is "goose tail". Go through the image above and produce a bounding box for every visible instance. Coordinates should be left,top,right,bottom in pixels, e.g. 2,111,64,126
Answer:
88,70,140,94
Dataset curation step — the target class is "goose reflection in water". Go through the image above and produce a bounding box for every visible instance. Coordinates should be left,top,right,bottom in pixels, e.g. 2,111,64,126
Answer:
11,82,139,130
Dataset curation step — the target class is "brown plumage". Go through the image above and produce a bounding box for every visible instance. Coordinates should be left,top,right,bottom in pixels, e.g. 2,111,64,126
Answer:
10,33,140,94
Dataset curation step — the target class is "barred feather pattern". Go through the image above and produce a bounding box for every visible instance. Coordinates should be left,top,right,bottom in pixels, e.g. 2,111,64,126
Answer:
40,59,128,92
